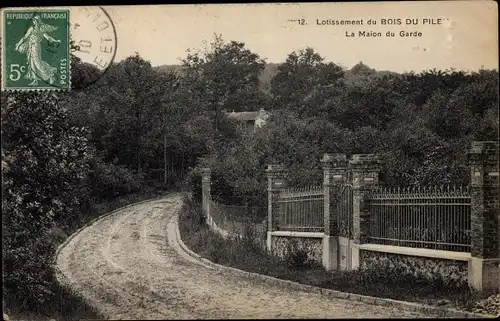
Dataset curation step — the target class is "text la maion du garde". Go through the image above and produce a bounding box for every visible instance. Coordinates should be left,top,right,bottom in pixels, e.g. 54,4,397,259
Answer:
314,18,447,38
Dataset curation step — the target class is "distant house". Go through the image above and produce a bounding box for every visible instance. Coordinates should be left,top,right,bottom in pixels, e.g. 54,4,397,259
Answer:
226,109,270,132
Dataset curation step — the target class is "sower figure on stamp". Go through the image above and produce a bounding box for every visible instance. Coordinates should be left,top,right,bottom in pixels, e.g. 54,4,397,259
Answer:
15,15,61,86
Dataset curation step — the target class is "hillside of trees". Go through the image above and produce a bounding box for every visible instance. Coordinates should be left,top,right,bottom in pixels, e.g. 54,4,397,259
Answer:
2,34,498,316
155,62,279,93
155,61,397,93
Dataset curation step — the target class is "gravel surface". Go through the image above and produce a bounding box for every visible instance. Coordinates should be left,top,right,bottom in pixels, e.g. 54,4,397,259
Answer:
471,293,500,317
56,194,439,319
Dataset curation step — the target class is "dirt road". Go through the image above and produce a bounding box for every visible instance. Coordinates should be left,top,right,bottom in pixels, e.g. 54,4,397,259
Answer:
56,194,435,319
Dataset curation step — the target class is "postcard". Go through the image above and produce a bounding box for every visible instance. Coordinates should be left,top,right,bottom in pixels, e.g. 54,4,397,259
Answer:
1,2,499,320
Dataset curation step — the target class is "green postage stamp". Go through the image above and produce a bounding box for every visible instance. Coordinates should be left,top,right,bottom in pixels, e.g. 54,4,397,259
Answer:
2,8,70,91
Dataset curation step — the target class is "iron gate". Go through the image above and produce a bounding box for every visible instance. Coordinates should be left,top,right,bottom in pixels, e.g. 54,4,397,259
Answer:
335,184,353,238
331,183,353,270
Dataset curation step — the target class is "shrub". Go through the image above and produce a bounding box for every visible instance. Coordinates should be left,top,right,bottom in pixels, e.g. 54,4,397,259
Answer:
186,168,202,204
283,240,310,269
2,92,90,310
89,156,146,201
179,195,206,233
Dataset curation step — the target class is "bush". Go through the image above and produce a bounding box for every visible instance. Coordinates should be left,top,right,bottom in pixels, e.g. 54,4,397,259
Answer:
2,92,91,310
89,156,146,201
186,168,203,204
283,240,311,269
179,195,206,233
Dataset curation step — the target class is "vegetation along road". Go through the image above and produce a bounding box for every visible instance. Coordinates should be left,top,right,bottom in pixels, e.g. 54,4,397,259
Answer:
55,193,443,319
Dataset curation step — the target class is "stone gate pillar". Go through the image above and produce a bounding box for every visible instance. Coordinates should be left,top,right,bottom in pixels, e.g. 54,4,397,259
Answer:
321,153,348,271
468,141,499,292
350,154,380,270
201,168,212,225
265,164,287,252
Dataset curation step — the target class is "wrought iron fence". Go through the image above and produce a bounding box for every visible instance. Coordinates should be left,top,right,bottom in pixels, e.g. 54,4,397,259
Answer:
334,184,353,238
367,185,471,252
212,194,267,207
276,186,324,232
209,199,267,247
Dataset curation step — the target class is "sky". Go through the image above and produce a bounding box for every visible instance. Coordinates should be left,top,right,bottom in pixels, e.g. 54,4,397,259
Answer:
2,1,498,73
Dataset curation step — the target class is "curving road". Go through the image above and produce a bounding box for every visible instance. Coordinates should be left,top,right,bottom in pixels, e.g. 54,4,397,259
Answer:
56,193,435,319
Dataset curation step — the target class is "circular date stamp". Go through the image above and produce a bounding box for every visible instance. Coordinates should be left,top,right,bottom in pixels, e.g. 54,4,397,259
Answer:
69,6,117,89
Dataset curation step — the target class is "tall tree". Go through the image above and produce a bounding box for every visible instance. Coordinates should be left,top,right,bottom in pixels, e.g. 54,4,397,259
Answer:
180,34,267,131
86,53,168,172
320,73,406,130
350,61,376,77
157,71,183,185
270,47,344,114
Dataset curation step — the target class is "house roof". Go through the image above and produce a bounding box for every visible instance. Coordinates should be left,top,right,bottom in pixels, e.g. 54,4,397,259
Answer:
227,111,260,121
226,109,270,122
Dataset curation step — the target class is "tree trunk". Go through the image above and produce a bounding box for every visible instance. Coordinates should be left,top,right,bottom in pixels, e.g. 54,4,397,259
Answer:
169,151,173,180
163,112,167,186
136,108,142,173
137,150,141,173
164,137,167,186
180,152,184,180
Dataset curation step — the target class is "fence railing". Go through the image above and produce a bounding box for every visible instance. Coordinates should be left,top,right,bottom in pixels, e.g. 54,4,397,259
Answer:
212,194,267,207
209,200,267,246
367,185,471,252
334,184,353,238
276,186,324,232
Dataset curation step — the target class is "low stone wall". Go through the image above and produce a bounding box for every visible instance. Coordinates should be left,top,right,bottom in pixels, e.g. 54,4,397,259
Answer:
270,234,323,265
360,250,469,286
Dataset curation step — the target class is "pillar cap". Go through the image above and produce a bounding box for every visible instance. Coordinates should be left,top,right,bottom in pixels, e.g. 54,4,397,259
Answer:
201,168,211,175
350,154,380,165
468,141,499,164
266,164,286,173
321,153,347,163
469,141,499,154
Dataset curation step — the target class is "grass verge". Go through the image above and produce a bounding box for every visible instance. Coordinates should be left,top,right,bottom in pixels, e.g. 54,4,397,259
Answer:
178,196,496,315
4,188,171,321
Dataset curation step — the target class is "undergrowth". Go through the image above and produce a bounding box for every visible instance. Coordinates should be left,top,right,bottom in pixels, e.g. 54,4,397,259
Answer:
178,195,489,312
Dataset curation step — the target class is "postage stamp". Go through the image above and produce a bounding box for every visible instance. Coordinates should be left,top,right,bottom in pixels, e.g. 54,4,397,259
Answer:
2,8,70,91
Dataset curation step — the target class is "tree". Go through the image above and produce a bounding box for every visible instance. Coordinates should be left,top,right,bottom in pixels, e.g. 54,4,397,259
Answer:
449,70,499,140
180,35,267,130
68,38,103,90
84,53,168,172
422,88,475,140
323,73,406,130
350,61,376,77
70,55,102,90
2,91,90,309
157,71,184,185
400,68,472,108
270,47,344,114
176,34,268,169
